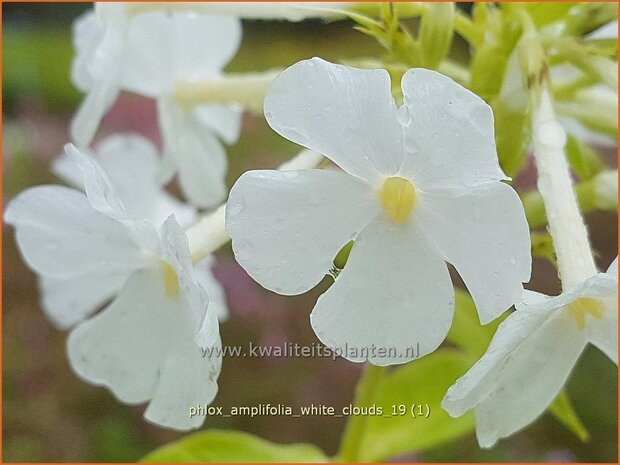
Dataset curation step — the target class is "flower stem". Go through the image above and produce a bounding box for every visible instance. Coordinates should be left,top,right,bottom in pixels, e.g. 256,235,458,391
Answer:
530,87,599,289
337,364,387,462
187,149,324,262
173,71,281,114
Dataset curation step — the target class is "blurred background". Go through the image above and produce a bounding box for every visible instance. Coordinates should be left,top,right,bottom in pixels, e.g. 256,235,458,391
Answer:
2,3,617,462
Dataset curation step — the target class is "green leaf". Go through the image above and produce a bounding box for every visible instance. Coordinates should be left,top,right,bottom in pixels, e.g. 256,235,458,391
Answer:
141,430,328,463
492,96,531,176
447,290,507,358
531,231,557,266
3,28,81,110
469,9,522,100
565,136,606,181
522,189,547,229
469,43,511,100
564,3,618,37
333,240,354,270
549,390,590,442
523,3,578,27
356,350,476,462
418,3,455,68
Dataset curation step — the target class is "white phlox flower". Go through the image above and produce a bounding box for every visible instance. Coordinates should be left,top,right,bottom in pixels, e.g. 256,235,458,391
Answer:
179,2,349,21
71,3,243,207
442,258,618,448
5,145,222,430
226,58,532,366
52,134,229,324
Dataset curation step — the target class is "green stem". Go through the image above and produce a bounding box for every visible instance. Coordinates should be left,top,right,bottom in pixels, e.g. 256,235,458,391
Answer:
337,365,387,462
453,10,479,46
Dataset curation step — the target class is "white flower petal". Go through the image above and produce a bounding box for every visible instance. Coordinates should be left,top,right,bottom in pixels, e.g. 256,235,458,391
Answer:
189,2,347,21
71,10,99,92
310,218,454,365
4,186,149,279
70,79,119,147
94,134,197,227
67,143,162,254
68,216,221,430
587,297,618,364
39,271,129,330
55,135,197,228
416,182,531,324
160,215,214,342
67,267,193,405
473,314,586,448
121,12,242,97
586,20,618,40
518,272,616,315
144,337,221,431
264,57,404,183
64,144,126,217
52,147,90,189
195,257,229,322
583,268,618,364
70,4,126,147
607,256,618,276
226,169,377,295
158,97,228,208
399,68,506,190
442,303,552,417
195,104,243,145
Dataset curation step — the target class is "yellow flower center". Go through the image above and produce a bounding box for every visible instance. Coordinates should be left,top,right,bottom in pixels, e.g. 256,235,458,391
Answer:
161,261,181,298
378,177,416,224
567,297,604,330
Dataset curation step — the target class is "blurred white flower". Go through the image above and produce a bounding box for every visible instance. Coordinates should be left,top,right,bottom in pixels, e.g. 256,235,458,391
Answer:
177,2,349,21
52,134,229,323
5,145,222,430
53,133,196,227
68,215,221,431
71,4,243,207
226,58,531,365
442,258,618,448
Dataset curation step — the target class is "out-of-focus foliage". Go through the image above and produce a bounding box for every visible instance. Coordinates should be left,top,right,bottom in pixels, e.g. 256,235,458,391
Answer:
141,430,328,463
549,390,590,443
355,350,475,462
